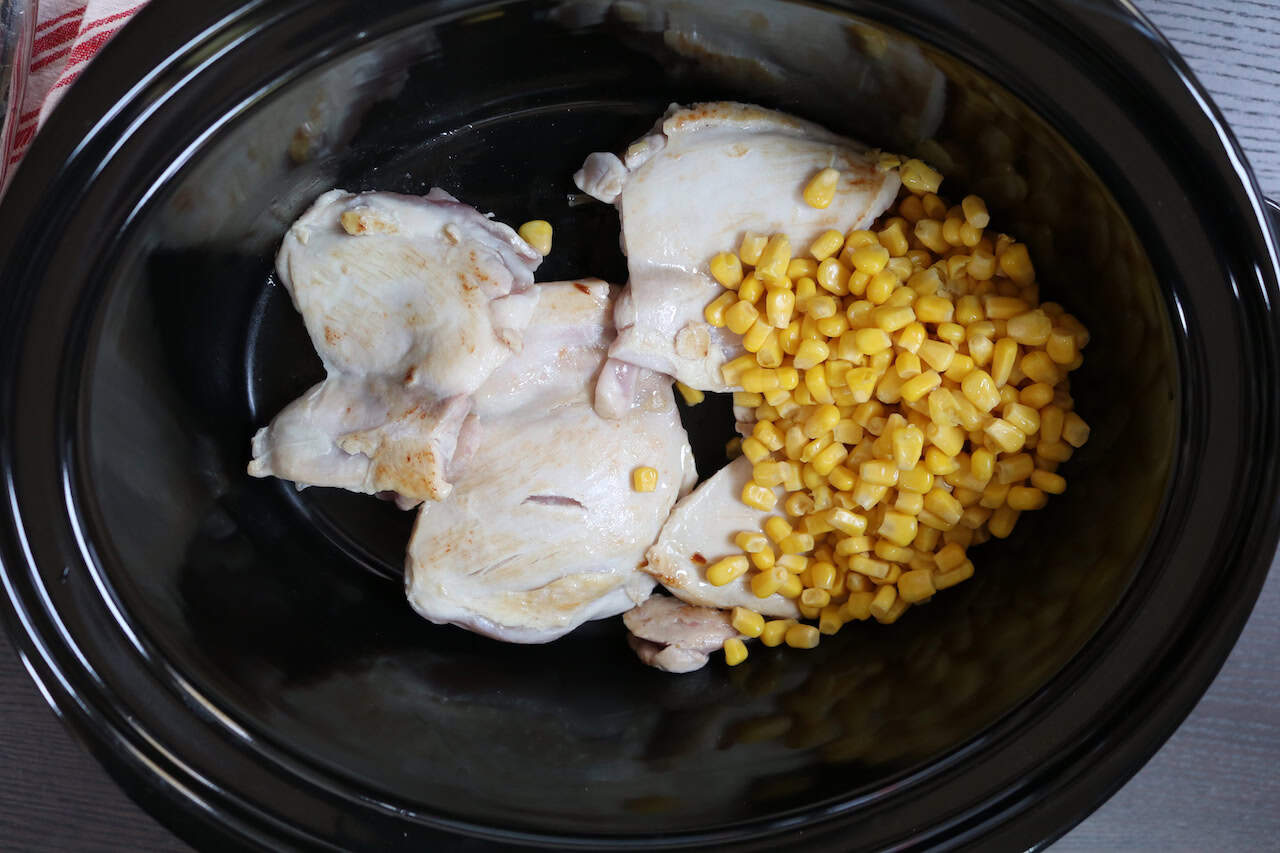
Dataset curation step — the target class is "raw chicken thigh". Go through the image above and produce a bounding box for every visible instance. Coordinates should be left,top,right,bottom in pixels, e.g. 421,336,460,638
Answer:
405,280,698,643
644,454,799,619
248,189,542,504
575,101,901,398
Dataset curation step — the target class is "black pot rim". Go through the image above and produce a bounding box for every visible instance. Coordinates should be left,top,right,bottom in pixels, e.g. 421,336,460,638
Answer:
1,1,1278,850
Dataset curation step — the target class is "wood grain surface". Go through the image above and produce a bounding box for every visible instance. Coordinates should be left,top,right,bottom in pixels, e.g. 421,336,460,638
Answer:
2,1,1278,850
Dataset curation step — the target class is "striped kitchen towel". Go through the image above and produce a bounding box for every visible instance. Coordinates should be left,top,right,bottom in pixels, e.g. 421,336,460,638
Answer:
5,0,146,182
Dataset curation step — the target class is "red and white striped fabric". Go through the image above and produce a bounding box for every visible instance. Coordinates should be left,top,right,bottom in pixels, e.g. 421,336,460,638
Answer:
5,0,147,176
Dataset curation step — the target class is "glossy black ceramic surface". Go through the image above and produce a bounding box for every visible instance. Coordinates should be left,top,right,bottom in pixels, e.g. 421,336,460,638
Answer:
1,1,1278,850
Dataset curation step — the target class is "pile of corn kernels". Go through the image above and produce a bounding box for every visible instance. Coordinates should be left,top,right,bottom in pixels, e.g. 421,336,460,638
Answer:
702,159,1092,665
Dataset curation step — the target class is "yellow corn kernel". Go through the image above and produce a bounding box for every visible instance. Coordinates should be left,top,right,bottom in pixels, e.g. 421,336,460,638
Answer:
741,368,781,394
742,482,778,511
760,619,794,646
745,423,779,454
867,584,899,621
856,460,896,488
751,565,789,598
737,275,765,305
792,339,830,371
1007,310,1052,347
725,437,743,460
779,529,816,555
800,588,832,610
810,229,845,261
851,555,892,580
725,300,760,336
967,446,993,482
777,553,808,575
897,370,939,404
818,605,844,636
720,355,756,386
925,422,965,458
631,467,659,493
814,258,850,296
723,637,749,666
781,460,804,492
932,544,965,574
755,234,792,283
995,453,1035,484
811,442,849,477
764,516,794,544
704,292,737,328
738,232,766,264
864,270,898,305
827,465,856,492
792,275,818,312
805,366,834,405
988,504,1020,538
673,381,704,407
1063,412,1091,447
736,531,770,554
784,259,815,283
900,158,943,194
984,418,1026,454
878,511,918,547
980,480,1011,509
913,294,952,324
1019,351,1059,387
838,591,874,623
815,315,849,340
924,488,964,526
998,242,1035,285
836,535,875,558
1004,402,1041,435
989,338,1017,387
752,289,788,334
1032,469,1067,494
824,508,867,537
943,354,975,384
803,167,841,209
897,569,936,603
709,252,744,289
1007,485,1048,511
934,559,975,590
785,623,821,649
806,294,839,321
898,465,933,494
751,461,787,489
960,369,1001,412
775,366,800,392
518,220,553,256
731,607,766,638
935,322,964,347
894,351,922,380
749,546,776,571
983,295,1030,320
875,221,908,258
706,555,750,586
895,489,925,515
959,195,990,229
889,424,924,471
850,244,890,276
741,318,773,353
851,328,890,356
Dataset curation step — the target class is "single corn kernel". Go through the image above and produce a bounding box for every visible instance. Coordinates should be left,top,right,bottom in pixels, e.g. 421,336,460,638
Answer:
1021,351,1061,385
898,569,936,603
1022,382,1057,409
742,482,778,511
777,553,808,575
737,275,765,304
804,167,841,209
984,418,1027,454
1031,469,1067,494
961,195,990,229
816,258,850,295
996,453,1035,484
827,464,856,492
850,554,891,579
675,381,704,406
753,461,788,488
632,466,658,492
805,366,834,404
741,368,781,393
878,511,918,547
756,234,793,282
709,252,744,289
850,244,891,275
785,623,821,649
900,158,943,194
892,424,926,470
704,292,738,327
751,565,789,598
854,328,893,355
742,436,771,465
1007,310,1053,346
723,637,749,666
811,442,849,476
735,531,769,554
810,229,845,261
1004,402,1041,435
750,546,776,571
764,516,793,543
793,339,831,370
741,318,774,353
706,555,750,586
759,619,794,647
1063,412,1091,447
874,305,916,333
924,489,964,526
800,588,831,609
991,337,1019,386
869,584,899,620
819,605,844,635
752,421,785,451
900,370,942,404
960,369,1001,412
983,295,1030,319
739,232,768,265
725,300,760,336
779,532,816,555
807,293,839,320
725,436,743,459
1007,485,1048,511
721,354,758,385
988,505,1020,538
731,607,766,638
998,242,1035,285
915,294,955,324
518,220,553,256
825,507,868,536
765,287,796,329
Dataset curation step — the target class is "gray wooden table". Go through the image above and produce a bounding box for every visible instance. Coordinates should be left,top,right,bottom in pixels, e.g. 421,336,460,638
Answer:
2,1,1278,849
